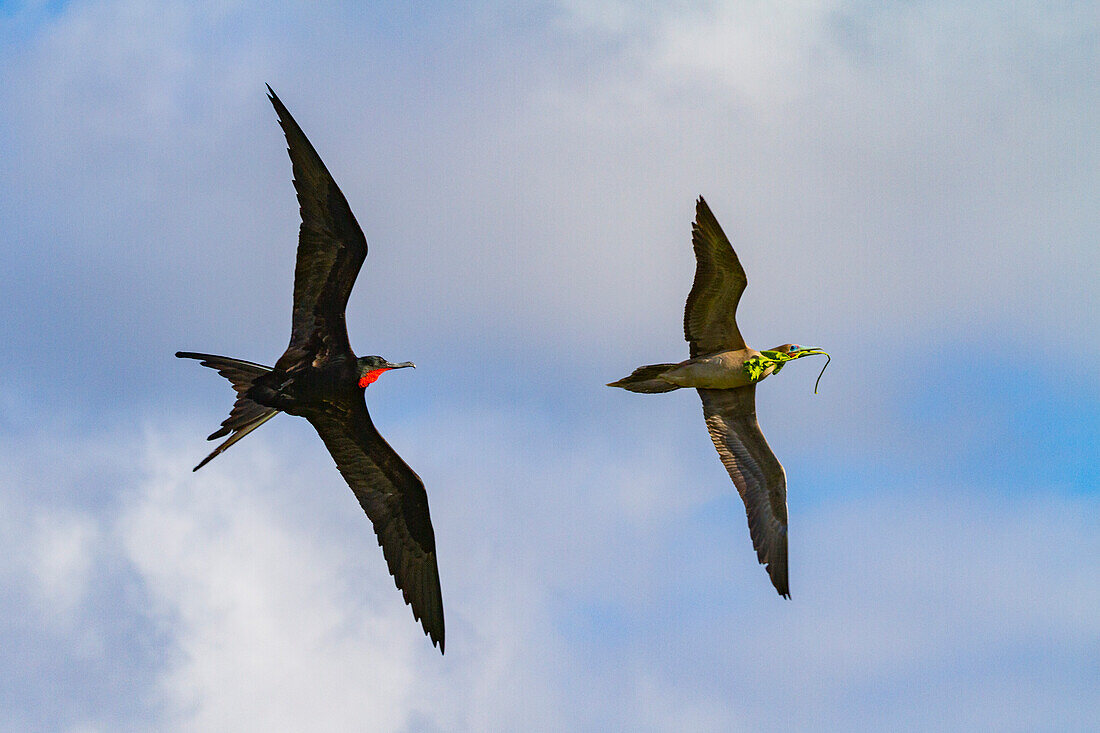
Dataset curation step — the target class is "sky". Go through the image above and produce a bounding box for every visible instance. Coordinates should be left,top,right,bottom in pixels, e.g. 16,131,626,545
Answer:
0,0,1097,730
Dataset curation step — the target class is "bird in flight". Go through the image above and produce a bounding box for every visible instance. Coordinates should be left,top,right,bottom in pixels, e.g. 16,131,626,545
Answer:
608,197,828,597
177,87,444,652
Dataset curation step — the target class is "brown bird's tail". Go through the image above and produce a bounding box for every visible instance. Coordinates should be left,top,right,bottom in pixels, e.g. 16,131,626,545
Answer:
175,352,279,471
607,363,681,393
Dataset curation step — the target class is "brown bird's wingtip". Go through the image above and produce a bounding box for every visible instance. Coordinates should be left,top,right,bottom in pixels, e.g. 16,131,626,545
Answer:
692,197,714,232
773,576,791,599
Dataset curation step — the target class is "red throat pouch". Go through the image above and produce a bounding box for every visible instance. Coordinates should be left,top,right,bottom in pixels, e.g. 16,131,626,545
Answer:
358,368,390,388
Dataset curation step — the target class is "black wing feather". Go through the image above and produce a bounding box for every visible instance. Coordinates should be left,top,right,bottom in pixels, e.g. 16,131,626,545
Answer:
267,86,368,370
684,197,748,357
698,386,790,597
307,399,445,652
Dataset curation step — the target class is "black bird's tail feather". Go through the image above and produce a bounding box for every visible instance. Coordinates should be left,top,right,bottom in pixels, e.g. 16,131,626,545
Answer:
175,352,279,471
607,363,681,393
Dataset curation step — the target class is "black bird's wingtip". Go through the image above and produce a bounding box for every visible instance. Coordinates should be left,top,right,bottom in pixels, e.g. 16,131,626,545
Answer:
266,85,286,112
265,85,286,115
420,613,444,654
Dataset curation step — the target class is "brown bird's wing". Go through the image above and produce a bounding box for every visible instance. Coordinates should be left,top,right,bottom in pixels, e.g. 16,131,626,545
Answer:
698,386,789,597
267,87,368,370
684,197,748,357
307,398,445,652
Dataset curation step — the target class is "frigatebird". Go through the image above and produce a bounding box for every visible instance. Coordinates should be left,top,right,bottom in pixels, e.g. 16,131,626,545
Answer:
608,197,828,597
177,87,443,652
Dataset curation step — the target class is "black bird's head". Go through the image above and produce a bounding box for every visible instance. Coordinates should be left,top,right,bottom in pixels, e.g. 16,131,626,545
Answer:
356,355,415,389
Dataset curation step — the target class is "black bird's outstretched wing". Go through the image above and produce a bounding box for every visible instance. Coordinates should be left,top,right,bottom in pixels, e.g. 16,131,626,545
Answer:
698,386,789,597
684,197,748,357
307,399,445,652
267,86,368,370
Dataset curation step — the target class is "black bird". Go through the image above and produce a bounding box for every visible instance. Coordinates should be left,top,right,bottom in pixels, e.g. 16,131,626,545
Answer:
609,198,828,597
177,87,443,652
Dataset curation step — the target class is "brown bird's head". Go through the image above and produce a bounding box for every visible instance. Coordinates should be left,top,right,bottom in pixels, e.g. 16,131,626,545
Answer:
356,355,415,388
763,344,826,360
744,344,830,393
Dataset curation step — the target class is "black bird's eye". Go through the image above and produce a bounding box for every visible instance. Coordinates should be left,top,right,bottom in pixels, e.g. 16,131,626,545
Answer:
790,345,799,352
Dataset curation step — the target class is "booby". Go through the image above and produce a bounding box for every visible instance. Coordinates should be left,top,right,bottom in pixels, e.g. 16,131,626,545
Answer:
609,197,828,597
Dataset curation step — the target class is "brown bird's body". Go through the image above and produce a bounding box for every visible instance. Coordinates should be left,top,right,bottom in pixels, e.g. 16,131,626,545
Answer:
609,198,827,597
177,87,444,651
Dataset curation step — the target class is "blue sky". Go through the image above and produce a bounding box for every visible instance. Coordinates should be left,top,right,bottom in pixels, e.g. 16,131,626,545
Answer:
1,1,1097,730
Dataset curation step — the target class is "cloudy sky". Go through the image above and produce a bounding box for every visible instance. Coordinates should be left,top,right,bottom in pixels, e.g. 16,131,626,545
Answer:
1,1,1097,730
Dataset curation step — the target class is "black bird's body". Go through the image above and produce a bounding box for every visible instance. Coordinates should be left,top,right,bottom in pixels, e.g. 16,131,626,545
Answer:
177,87,443,652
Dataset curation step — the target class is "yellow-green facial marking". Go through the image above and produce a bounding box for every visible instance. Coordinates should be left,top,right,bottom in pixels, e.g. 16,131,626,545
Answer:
743,344,831,392
742,354,776,381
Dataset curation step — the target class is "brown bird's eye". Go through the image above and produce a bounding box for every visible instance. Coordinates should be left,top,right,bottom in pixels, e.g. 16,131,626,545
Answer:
607,195,811,599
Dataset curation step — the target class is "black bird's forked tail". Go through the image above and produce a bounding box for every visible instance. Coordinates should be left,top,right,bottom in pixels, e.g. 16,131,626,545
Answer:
175,352,279,471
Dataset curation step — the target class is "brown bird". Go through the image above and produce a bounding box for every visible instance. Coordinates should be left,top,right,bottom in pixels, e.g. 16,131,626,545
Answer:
177,87,443,651
609,197,828,597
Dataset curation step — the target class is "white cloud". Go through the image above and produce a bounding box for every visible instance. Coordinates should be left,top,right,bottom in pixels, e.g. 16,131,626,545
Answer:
654,0,837,104
0,2,1097,730
1,409,1097,730
28,512,100,616
113,421,1100,730
0,430,117,627
0,496,99,623
3,0,1096,374
119,435,423,731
